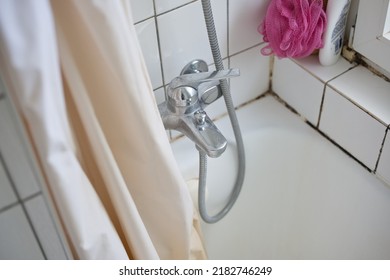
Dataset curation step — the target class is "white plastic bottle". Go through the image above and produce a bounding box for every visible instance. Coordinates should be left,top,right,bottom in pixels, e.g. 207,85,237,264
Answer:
319,0,352,66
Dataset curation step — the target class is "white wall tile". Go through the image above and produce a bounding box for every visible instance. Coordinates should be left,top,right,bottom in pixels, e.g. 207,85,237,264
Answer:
230,45,270,105
273,58,323,125
157,0,227,83
155,0,193,14
135,18,163,89
320,87,386,170
129,0,154,23
0,205,44,259
294,56,356,83
229,0,270,55
328,66,390,125
24,195,68,259
0,98,40,199
0,161,17,210
377,131,390,184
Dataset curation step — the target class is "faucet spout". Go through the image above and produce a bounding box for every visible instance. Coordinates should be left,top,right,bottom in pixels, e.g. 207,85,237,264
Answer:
183,111,227,158
159,105,227,157
158,60,238,158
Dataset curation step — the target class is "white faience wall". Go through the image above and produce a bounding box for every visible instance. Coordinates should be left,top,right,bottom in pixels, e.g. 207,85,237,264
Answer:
131,0,390,185
131,0,271,118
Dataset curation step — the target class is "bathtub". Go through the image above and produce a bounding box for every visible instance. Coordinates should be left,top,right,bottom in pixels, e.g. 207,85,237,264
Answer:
171,95,390,259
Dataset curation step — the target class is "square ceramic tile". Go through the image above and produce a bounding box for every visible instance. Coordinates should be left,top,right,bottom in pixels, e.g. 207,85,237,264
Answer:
135,18,163,89
155,0,194,14
294,56,356,83
377,130,390,184
320,86,386,170
0,98,40,199
24,195,68,259
129,0,154,23
0,205,44,259
0,161,17,211
157,0,227,83
229,0,270,55
230,45,270,105
328,66,390,125
273,58,324,125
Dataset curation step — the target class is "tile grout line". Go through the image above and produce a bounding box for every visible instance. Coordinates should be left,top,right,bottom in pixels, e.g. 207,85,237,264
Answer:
292,59,358,85
134,0,200,25
291,59,358,127
293,58,388,128
227,0,231,70
268,55,275,92
268,93,376,174
0,150,47,259
316,70,348,128
269,92,387,179
152,0,166,88
229,42,264,58
155,0,199,18
0,201,20,215
226,0,230,60
327,84,388,127
152,0,172,139
316,84,327,128
305,120,374,174
374,125,389,173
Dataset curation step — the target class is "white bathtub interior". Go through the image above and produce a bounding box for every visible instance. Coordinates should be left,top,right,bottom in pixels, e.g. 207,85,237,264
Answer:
171,95,390,260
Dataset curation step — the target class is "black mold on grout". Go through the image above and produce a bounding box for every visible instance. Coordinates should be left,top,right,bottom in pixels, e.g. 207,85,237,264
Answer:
316,85,327,128
268,55,275,92
304,121,373,174
316,64,360,128
291,58,358,85
146,1,388,181
269,92,377,177
326,84,388,127
169,89,388,186
374,125,389,173
269,91,300,116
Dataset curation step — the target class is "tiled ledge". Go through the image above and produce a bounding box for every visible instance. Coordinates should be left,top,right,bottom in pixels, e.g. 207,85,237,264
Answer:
273,55,390,185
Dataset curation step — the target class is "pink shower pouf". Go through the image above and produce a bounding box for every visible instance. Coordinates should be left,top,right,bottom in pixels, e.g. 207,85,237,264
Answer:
259,0,327,58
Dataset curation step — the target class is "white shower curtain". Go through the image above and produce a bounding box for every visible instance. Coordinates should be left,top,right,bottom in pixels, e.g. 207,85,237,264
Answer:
0,0,206,260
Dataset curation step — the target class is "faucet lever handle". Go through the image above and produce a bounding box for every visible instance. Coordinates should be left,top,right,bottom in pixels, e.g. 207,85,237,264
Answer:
169,68,240,89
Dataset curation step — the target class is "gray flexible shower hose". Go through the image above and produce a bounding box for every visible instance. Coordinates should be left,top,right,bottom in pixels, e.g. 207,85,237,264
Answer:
198,0,246,223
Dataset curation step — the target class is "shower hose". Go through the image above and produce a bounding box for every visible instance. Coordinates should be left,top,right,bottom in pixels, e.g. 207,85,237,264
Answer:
198,0,246,223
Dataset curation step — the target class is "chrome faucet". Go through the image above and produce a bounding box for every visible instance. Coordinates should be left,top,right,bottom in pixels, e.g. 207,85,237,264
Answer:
158,60,240,158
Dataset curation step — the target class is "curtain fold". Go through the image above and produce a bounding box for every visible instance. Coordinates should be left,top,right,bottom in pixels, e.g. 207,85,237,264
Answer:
0,0,127,260
0,0,206,259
